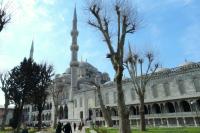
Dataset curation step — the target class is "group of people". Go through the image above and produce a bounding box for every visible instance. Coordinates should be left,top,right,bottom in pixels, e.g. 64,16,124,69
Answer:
56,122,84,133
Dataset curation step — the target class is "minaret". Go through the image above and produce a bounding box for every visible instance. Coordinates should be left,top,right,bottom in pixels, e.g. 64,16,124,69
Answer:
29,40,34,59
69,7,79,101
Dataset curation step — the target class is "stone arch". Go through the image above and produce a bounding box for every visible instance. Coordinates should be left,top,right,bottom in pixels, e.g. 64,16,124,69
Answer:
165,102,175,113
195,99,200,111
47,103,49,110
88,108,93,120
96,109,100,117
50,103,52,109
111,108,118,116
49,113,51,120
152,103,161,114
100,110,103,117
180,100,191,112
64,105,68,119
59,106,63,119
144,105,148,114
80,111,83,119
42,114,45,121
46,113,48,120
129,106,136,115
136,106,139,115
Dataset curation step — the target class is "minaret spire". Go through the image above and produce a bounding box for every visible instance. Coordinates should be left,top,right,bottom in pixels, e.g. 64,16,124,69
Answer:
29,40,34,59
69,6,79,101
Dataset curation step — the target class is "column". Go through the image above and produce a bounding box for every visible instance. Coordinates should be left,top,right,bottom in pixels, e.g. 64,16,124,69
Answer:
161,118,163,125
183,117,186,125
176,118,180,127
153,118,156,127
194,117,197,127
136,120,139,127
166,118,169,127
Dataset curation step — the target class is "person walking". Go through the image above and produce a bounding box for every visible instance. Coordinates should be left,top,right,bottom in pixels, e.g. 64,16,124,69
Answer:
73,123,77,131
63,122,72,133
56,122,62,133
21,124,28,133
78,122,82,132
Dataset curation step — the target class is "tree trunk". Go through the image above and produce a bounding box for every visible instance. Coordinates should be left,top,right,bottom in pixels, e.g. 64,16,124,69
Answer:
116,69,131,133
16,105,23,133
53,105,58,128
139,94,146,131
37,109,42,131
1,95,9,130
96,85,113,127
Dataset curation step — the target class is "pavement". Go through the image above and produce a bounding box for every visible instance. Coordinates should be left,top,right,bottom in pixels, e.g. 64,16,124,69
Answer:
35,126,91,133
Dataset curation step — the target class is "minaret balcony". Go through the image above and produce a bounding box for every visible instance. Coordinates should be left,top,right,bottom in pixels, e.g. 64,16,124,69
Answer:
70,45,79,51
71,30,79,36
70,61,79,67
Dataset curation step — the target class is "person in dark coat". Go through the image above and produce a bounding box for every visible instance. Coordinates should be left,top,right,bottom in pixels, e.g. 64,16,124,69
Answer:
21,124,28,133
73,123,76,131
56,122,62,133
62,122,72,133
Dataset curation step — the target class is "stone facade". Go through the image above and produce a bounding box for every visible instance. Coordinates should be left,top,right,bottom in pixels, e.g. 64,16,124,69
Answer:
23,8,200,127
0,105,14,125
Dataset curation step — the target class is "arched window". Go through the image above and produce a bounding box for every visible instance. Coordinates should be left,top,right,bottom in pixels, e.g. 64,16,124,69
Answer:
80,111,83,119
64,105,68,119
88,109,93,120
59,106,63,119
50,103,52,109
42,114,44,121
129,106,136,115
100,110,103,117
144,105,148,114
152,103,161,114
180,101,191,112
49,113,51,120
111,108,118,116
165,102,175,113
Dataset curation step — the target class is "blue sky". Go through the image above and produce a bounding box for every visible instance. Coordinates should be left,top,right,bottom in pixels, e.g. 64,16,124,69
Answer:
0,0,200,105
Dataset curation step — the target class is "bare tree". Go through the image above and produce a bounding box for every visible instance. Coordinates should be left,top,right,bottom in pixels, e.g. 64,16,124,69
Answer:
0,72,10,130
0,1,11,32
124,45,159,131
87,0,138,132
77,77,113,127
49,78,64,128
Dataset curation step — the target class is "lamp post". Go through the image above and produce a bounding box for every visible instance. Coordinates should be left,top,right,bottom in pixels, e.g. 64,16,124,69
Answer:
191,100,199,126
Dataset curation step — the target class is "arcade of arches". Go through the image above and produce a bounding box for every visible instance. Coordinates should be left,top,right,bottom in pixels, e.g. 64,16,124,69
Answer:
90,99,200,127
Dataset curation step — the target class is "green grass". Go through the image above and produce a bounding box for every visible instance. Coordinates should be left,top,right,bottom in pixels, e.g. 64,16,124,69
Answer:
0,127,54,133
86,127,200,133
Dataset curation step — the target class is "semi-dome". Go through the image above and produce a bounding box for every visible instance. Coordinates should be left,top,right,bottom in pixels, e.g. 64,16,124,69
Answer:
65,68,71,74
79,61,98,72
179,61,195,67
156,67,170,72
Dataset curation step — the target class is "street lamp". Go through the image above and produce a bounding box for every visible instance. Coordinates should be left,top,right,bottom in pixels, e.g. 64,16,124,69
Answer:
190,100,199,126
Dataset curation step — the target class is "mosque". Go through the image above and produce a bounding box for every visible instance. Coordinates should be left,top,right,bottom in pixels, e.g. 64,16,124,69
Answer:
23,7,200,127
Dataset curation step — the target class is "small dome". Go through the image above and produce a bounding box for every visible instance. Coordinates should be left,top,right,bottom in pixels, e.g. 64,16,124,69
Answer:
156,67,170,72
65,68,71,74
179,61,195,67
55,74,61,78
